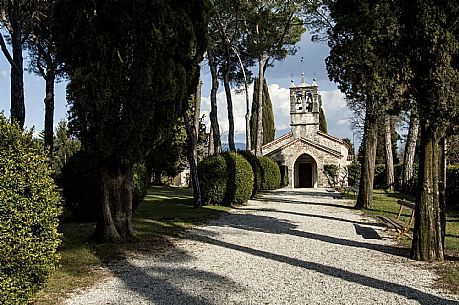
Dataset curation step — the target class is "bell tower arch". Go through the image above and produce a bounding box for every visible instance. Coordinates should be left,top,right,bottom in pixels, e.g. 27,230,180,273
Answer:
289,74,321,139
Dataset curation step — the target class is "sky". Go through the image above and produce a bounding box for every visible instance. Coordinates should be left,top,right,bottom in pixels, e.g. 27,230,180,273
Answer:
0,32,358,149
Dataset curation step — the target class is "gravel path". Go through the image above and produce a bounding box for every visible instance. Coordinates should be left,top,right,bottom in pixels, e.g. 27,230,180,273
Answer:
65,188,459,305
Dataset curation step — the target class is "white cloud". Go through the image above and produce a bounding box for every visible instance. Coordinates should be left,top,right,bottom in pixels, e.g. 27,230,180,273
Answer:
0,70,7,80
201,85,353,144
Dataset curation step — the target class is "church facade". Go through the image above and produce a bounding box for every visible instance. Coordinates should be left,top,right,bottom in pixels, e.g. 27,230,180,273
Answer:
262,76,351,188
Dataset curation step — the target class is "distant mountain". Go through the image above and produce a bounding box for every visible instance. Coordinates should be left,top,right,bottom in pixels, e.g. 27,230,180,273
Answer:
221,142,246,152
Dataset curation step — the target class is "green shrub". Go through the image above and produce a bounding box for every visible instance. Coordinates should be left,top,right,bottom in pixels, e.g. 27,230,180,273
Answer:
373,164,386,189
239,150,262,197
198,154,227,204
279,164,289,187
223,152,254,204
323,164,340,188
0,115,62,304
258,156,281,190
133,163,148,210
393,163,403,191
447,165,459,209
62,151,147,221
347,161,361,187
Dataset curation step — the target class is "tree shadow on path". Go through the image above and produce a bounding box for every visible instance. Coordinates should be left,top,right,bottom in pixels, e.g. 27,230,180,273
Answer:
218,213,406,256
187,229,457,305
256,196,355,210
233,207,384,228
104,257,243,305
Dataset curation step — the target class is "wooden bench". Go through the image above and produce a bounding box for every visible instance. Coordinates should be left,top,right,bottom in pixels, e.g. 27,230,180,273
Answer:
377,199,415,240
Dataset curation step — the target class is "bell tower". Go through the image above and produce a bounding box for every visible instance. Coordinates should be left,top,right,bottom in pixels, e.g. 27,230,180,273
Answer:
290,74,321,139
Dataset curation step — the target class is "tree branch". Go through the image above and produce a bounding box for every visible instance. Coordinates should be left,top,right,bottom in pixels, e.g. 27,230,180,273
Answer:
0,31,17,70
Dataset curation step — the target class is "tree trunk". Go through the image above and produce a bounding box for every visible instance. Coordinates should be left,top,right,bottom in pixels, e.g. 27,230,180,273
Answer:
402,113,419,191
355,109,379,209
208,127,214,156
44,70,55,162
411,124,443,261
9,2,25,128
439,137,447,251
184,81,202,208
208,49,221,155
93,163,135,242
384,115,394,190
255,52,268,156
223,55,235,151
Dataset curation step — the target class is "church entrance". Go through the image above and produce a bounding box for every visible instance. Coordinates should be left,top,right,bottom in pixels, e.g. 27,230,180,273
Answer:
294,154,316,188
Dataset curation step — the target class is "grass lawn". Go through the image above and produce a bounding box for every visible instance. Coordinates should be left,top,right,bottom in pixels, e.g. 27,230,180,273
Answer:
34,186,230,305
346,189,459,294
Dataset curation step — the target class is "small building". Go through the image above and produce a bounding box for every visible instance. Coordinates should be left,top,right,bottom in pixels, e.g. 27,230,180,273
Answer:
262,75,351,188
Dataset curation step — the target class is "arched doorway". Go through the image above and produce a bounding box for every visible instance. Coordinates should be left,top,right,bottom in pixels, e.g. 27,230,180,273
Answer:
294,154,317,188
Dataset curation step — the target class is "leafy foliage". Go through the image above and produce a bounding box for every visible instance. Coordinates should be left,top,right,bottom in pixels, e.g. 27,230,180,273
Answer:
279,164,289,187
132,163,148,210
53,0,209,240
198,154,228,205
223,152,254,204
347,161,361,187
373,164,386,189
446,165,459,210
250,78,275,145
319,107,328,133
323,164,340,188
51,121,81,185
0,114,62,304
146,121,187,184
239,150,262,198
258,156,281,190
198,152,254,205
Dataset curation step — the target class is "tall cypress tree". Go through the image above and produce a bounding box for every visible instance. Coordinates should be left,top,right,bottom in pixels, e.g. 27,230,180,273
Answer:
54,0,209,242
250,77,275,147
319,107,328,133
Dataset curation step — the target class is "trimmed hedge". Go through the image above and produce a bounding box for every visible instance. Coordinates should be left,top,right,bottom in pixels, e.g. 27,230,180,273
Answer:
198,154,227,205
258,156,281,190
198,152,254,205
239,150,262,197
447,165,459,209
62,151,147,221
0,115,62,304
223,152,254,204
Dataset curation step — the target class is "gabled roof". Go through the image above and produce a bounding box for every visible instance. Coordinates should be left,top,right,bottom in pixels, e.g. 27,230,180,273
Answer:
264,137,343,158
317,130,344,144
262,132,293,150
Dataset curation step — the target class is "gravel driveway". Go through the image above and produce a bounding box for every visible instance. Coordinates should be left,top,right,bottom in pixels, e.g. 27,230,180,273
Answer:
65,188,459,305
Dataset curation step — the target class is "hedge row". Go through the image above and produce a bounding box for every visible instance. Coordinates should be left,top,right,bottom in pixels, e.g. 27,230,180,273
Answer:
0,115,62,304
197,152,282,205
258,156,281,190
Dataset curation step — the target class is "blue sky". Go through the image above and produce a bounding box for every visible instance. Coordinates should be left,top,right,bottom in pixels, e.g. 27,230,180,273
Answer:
0,33,357,147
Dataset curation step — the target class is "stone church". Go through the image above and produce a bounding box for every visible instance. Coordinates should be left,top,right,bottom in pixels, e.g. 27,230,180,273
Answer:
262,75,351,188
